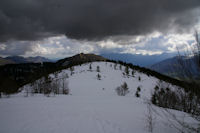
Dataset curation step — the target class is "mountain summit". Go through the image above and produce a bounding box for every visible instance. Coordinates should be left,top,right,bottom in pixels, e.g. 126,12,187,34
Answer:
56,53,107,66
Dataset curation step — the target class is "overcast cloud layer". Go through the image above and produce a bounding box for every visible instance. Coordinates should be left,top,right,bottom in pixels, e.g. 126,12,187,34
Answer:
0,0,200,41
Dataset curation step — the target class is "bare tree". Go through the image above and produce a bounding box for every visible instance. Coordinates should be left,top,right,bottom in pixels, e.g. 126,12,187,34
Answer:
70,67,74,76
24,86,29,97
194,30,200,67
61,73,69,95
176,30,200,81
51,79,59,95
151,80,200,132
175,30,200,130
38,77,45,94
62,80,69,95
43,75,52,97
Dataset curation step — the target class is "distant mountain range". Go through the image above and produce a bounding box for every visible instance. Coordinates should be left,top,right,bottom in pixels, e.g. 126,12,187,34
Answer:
1,53,175,67
0,56,52,65
0,57,15,66
100,53,176,67
150,56,200,80
100,53,200,80
2,53,199,80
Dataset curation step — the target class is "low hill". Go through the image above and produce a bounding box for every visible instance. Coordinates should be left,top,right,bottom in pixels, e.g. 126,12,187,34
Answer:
5,56,29,63
56,53,107,66
27,56,52,63
0,57,15,66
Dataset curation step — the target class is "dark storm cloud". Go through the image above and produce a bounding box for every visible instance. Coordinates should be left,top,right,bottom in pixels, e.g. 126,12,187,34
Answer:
0,0,200,41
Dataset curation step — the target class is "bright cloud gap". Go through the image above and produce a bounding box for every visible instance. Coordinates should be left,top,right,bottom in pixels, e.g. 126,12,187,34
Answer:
0,31,198,59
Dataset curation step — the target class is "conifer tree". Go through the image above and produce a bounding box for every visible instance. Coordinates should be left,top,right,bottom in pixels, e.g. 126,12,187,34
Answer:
119,65,122,70
114,63,117,70
44,75,52,97
132,70,135,77
125,66,129,75
89,64,92,71
138,76,141,81
97,66,100,72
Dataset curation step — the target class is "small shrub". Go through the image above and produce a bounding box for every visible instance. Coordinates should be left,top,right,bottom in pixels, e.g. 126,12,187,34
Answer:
154,85,159,91
116,82,129,96
97,66,100,72
63,88,69,95
135,91,140,97
122,72,126,76
135,86,141,98
138,76,141,81
116,86,123,96
166,87,170,92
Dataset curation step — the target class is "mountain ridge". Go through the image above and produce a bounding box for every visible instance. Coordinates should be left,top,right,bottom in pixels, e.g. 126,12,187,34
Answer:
150,55,200,80
0,53,197,95
1,56,52,65
0,57,15,66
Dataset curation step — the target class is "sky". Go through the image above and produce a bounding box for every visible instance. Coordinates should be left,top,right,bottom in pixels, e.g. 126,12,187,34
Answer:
0,0,200,59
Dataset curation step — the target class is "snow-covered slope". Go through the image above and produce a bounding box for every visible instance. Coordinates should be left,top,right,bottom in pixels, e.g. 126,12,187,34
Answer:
63,62,158,98
0,62,197,133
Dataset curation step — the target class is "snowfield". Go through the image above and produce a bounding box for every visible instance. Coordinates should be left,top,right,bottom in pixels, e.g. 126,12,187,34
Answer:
0,62,198,133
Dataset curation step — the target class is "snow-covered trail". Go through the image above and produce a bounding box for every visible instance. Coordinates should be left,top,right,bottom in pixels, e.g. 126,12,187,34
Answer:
0,62,197,133
0,95,178,133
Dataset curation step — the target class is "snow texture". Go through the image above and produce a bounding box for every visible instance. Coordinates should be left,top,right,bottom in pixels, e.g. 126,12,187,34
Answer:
0,62,198,133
